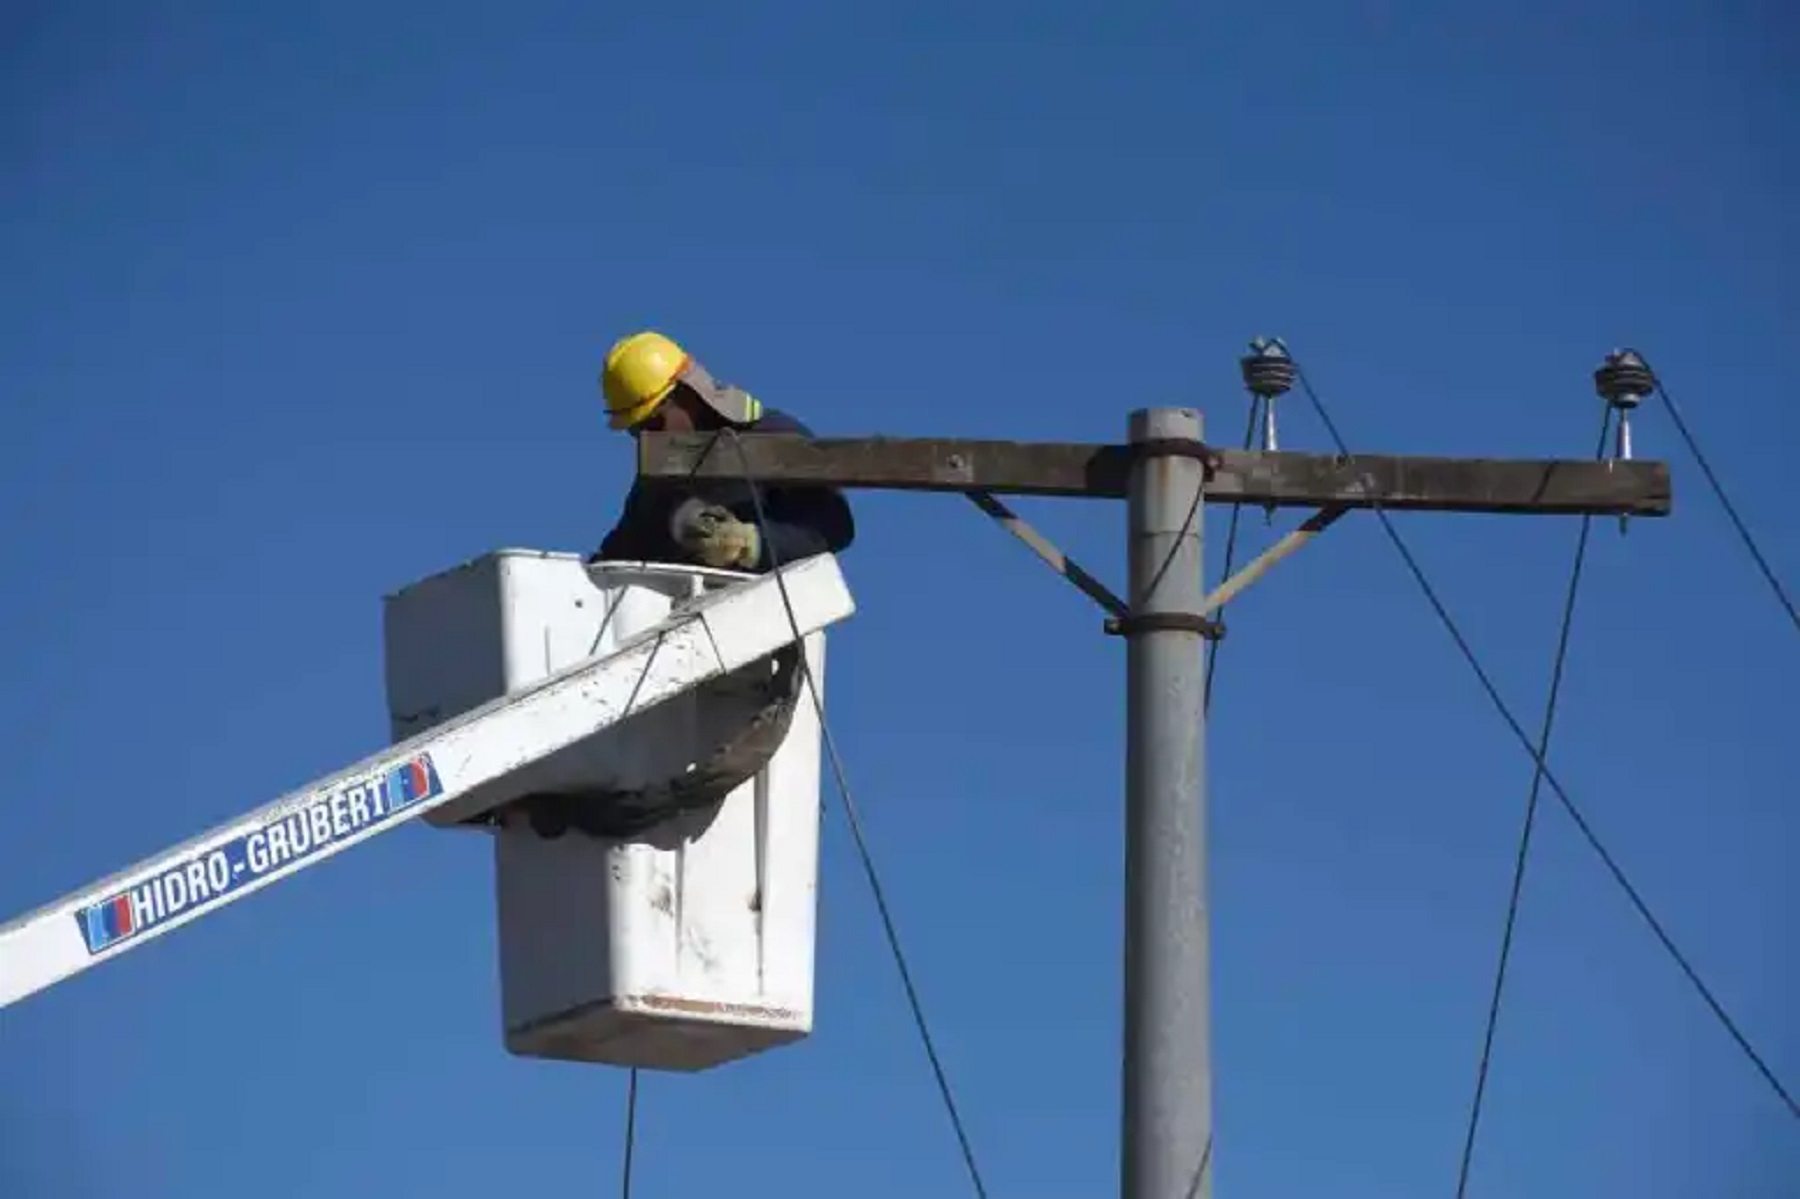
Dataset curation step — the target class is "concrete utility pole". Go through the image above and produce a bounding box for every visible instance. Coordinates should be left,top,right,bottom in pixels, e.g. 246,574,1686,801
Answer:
1121,409,1212,1199
637,390,1671,1199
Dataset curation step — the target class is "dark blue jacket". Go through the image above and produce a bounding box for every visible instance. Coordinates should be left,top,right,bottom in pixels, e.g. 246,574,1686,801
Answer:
589,407,856,572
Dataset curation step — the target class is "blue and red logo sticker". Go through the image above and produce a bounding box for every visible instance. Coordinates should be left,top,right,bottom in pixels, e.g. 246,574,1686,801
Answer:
74,752,443,955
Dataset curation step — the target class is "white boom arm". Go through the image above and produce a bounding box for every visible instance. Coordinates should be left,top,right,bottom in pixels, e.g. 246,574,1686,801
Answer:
0,555,855,1011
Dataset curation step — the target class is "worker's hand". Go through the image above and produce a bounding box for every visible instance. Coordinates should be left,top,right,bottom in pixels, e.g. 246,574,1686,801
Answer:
669,499,762,570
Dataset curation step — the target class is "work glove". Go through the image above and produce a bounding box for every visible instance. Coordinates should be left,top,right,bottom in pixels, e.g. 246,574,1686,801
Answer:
669,498,762,570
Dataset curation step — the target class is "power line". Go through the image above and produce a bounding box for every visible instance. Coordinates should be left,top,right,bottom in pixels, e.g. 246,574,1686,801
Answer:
1453,406,1613,1198
1286,357,1800,1124
1171,379,1270,1197
1177,396,1267,1199
1182,1134,1213,1199
721,427,993,1199
619,1068,639,1199
1203,394,1266,713
1639,358,1800,635
607,434,989,1198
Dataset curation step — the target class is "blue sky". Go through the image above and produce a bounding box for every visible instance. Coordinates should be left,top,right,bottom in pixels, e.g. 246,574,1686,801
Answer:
3,2,1796,1196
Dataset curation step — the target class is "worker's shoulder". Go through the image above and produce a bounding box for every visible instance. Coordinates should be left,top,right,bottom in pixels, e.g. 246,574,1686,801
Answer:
749,407,814,436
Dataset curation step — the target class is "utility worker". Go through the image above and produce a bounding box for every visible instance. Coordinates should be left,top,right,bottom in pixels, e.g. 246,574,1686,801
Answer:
589,330,855,572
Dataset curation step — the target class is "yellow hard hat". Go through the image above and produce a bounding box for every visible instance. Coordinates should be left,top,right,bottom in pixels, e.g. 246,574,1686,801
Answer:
602,330,690,430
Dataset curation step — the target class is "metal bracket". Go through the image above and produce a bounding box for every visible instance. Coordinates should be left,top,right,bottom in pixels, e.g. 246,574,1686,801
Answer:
1128,438,1220,472
966,490,1130,618
1105,432,1223,639
1101,504,1346,640
1104,611,1226,640
1199,505,1347,615
964,445,1336,638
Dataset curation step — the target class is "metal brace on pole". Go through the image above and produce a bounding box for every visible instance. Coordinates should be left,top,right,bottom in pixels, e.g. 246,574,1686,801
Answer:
1197,506,1347,617
965,489,1129,618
